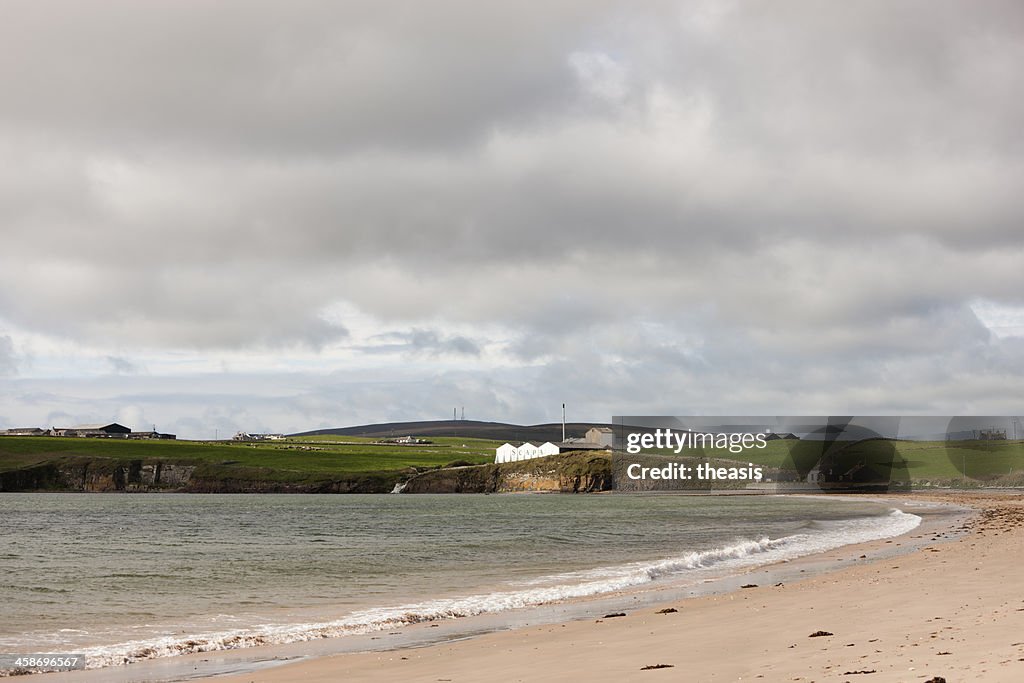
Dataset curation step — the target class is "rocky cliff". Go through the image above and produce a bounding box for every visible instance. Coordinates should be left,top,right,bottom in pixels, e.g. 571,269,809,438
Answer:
400,452,612,494
0,460,200,492
0,453,611,494
0,458,403,493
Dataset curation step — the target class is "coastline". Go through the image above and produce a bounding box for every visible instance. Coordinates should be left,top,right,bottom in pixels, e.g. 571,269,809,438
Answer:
28,491,1007,683
190,491,1015,683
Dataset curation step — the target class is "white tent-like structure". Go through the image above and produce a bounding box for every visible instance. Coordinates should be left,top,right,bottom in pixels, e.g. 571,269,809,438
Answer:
494,441,560,463
495,443,518,463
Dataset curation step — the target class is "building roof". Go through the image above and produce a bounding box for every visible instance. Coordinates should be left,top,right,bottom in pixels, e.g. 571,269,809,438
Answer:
66,423,130,431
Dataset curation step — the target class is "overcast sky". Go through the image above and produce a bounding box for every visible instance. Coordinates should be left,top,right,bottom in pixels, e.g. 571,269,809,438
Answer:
2,1,1023,438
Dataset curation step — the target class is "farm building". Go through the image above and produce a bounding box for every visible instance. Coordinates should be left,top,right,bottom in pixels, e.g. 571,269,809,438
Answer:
53,423,132,438
128,431,177,440
765,432,799,441
232,432,284,441
378,435,430,445
1,427,46,436
585,427,614,448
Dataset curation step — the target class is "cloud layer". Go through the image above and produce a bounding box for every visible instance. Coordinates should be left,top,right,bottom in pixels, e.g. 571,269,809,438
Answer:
1,1,1022,436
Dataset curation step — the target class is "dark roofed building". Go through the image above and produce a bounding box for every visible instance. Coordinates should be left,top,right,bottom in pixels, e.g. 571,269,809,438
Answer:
765,432,799,441
2,427,46,436
55,423,132,437
556,440,609,451
128,431,176,440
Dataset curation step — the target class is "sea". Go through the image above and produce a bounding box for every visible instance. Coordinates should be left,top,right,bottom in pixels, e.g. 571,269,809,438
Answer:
0,493,924,674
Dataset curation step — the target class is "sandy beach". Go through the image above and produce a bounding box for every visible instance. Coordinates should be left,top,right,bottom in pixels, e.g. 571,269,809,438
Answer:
188,492,1023,683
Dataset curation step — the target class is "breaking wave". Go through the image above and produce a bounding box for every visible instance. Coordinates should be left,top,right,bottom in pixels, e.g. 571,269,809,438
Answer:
70,508,920,670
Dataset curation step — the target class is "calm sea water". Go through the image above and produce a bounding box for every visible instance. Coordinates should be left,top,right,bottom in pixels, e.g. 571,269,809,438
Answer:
0,493,919,670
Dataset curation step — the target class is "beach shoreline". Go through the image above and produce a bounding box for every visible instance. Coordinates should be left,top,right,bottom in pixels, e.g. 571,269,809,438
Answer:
187,491,1019,683
194,490,1010,683
26,491,1008,683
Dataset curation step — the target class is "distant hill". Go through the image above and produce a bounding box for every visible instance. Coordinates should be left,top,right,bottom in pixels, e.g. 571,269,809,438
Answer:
291,419,613,443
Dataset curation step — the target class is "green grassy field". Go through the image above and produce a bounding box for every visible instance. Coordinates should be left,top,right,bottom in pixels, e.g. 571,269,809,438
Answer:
0,435,499,479
4,435,1023,491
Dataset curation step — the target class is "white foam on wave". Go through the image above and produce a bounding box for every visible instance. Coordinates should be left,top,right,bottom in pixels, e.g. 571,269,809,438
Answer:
73,508,920,670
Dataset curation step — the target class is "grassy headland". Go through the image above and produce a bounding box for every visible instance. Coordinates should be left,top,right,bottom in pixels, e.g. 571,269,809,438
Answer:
0,435,500,493
2,434,1022,492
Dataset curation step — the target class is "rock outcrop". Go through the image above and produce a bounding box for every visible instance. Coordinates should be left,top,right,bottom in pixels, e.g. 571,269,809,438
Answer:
400,452,612,494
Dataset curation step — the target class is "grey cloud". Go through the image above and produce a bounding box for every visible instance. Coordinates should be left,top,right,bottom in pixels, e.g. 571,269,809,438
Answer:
0,335,16,376
0,260,348,349
404,330,480,356
0,1,1022,423
0,1,619,154
3,320,1024,439
44,410,76,428
106,356,140,375
359,329,480,357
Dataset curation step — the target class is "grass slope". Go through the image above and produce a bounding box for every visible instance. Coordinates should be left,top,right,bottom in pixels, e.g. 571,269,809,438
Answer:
4,435,1022,491
0,435,500,486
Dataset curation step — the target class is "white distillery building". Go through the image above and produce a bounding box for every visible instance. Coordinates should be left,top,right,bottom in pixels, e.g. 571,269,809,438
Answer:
494,441,560,463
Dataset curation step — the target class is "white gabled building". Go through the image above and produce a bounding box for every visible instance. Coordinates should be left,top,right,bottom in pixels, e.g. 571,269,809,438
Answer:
495,443,518,463
494,441,560,463
539,441,559,456
516,442,543,460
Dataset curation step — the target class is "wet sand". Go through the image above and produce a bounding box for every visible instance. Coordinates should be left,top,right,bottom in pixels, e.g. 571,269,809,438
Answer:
190,492,1023,683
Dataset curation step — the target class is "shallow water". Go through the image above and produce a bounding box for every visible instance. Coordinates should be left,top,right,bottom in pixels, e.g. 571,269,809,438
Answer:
0,493,917,670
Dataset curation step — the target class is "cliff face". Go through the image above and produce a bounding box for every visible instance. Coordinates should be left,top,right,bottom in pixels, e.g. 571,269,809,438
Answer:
181,471,400,494
0,459,402,494
0,463,63,491
399,463,501,493
400,453,612,494
0,460,199,492
0,454,610,494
